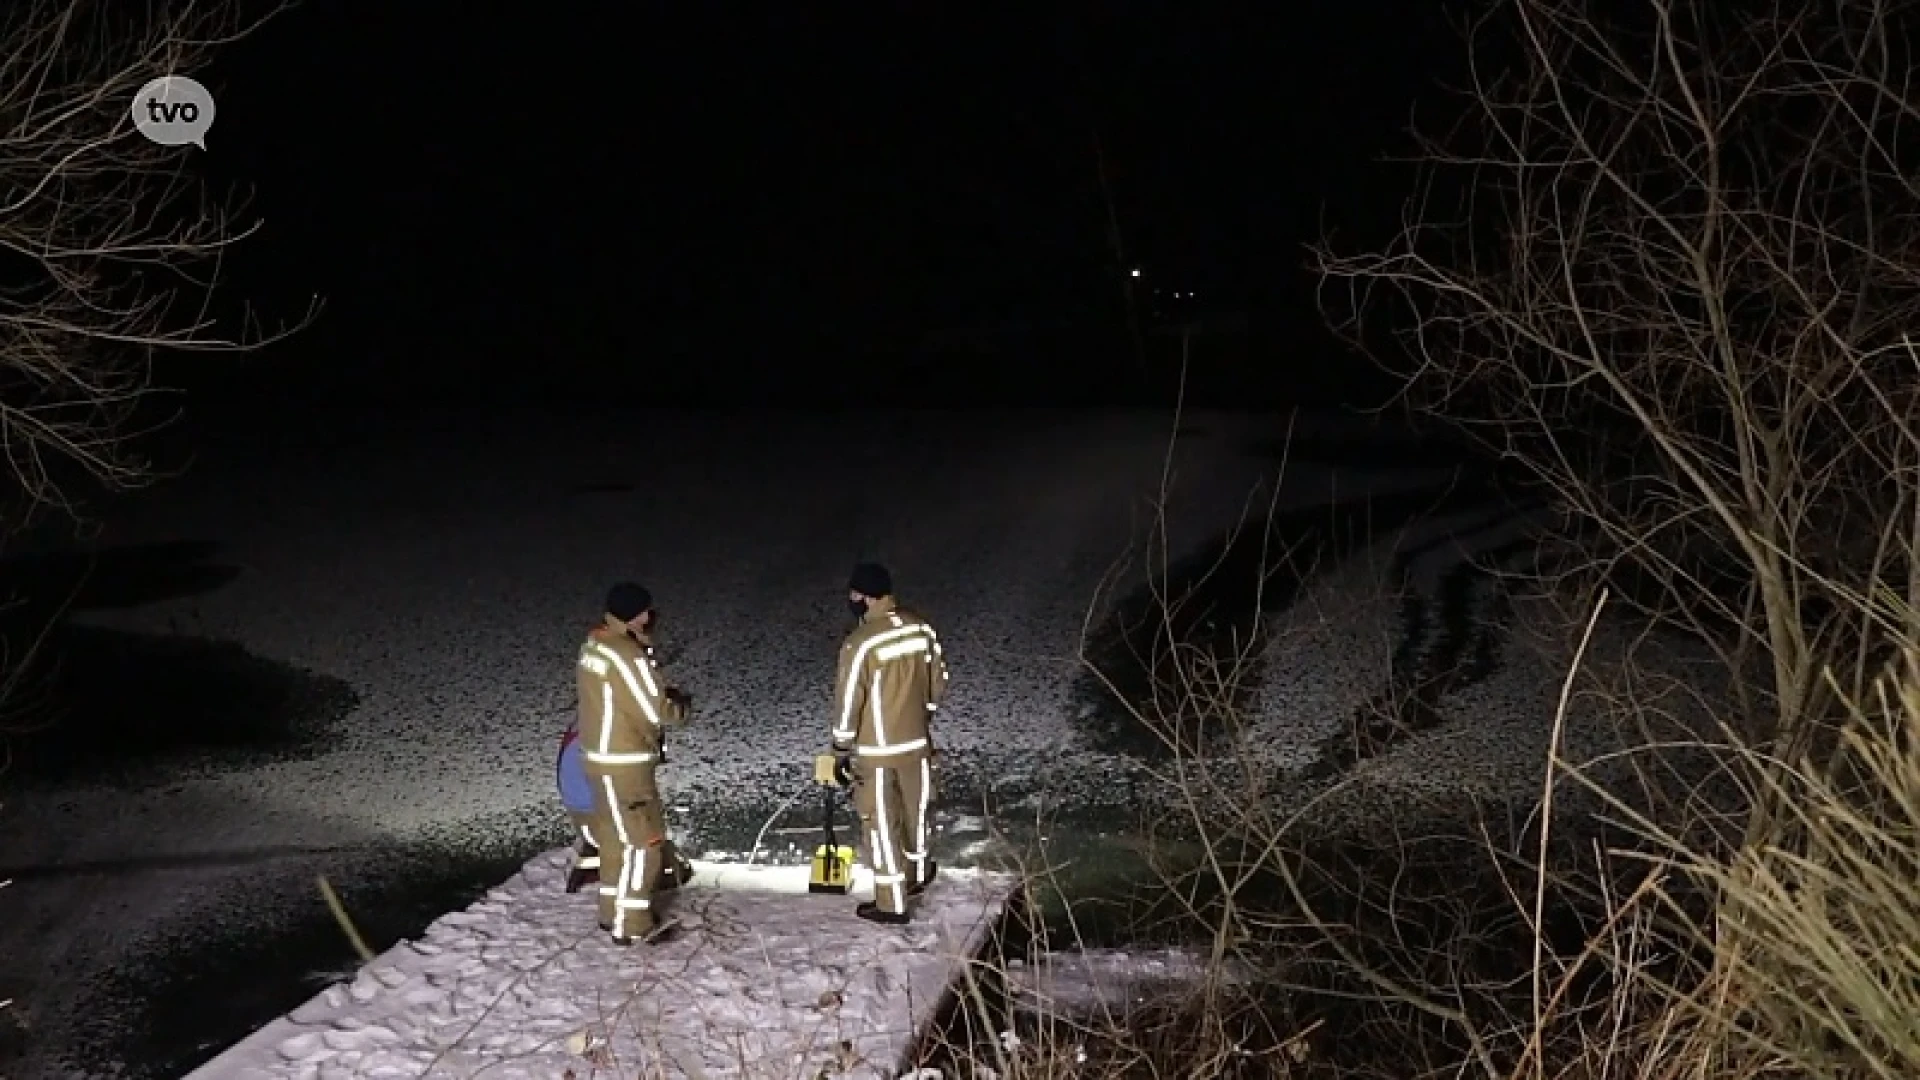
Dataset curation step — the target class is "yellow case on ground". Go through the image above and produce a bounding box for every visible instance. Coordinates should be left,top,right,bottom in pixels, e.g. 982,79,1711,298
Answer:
809,843,855,894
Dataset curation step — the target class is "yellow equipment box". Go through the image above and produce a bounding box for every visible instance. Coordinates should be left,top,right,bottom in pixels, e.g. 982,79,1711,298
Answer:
808,757,856,894
809,840,855,894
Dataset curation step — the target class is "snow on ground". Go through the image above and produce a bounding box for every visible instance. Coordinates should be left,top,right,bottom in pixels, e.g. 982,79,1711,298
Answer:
187,850,1017,1080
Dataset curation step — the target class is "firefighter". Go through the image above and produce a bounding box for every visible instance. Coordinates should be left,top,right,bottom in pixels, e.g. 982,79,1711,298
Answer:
830,562,950,924
576,582,695,944
559,709,694,895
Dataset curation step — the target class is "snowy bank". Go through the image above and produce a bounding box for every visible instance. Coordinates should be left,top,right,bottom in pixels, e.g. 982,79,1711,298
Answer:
186,849,1017,1080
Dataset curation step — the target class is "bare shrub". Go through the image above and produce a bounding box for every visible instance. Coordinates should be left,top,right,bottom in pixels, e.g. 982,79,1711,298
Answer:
1313,0,1920,765
0,4,304,1041
1063,408,1658,1079
0,0,313,530
0,0,310,754
1298,0,1920,1076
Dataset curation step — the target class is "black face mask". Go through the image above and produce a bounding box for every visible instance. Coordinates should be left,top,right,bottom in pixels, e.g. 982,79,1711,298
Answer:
848,598,869,620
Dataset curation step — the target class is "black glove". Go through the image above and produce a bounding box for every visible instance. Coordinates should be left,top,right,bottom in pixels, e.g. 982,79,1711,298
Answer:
833,751,854,788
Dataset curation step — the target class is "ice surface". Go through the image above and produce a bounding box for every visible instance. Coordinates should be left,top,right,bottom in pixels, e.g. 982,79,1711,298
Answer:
51,410,1288,837
186,849,1018,1080
0,406,1607,1077
0,410,1286,1076
1363,589,1732,806
1241,503,1556,769
1002,947,1250,1019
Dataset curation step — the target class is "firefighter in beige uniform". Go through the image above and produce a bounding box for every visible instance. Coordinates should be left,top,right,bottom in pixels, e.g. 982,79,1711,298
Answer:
576,582,693,945
831,563,950,924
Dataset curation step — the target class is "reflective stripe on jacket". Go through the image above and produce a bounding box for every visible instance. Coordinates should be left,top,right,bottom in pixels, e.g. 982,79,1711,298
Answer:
575,615,686,769
831,596,948,757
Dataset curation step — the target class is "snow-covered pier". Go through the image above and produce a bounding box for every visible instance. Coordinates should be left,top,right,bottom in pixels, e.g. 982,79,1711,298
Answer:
185,850,1019,1080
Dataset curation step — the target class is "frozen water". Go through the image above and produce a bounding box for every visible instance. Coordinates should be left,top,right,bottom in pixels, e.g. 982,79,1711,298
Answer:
1240,502,1556,769
0,405,1650,1077
1003,946,1252,1018
0,408,1291,1075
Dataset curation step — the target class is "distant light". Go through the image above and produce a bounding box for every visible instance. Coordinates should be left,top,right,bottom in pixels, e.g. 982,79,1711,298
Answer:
1129,268,1142,278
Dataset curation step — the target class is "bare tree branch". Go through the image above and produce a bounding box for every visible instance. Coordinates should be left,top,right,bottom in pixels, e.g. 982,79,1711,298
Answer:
0,0,317,533
1314,0,1920,765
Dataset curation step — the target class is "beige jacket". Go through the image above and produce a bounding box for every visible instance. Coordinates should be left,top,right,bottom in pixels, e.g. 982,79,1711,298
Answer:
831,596,949,759
576,615,686,771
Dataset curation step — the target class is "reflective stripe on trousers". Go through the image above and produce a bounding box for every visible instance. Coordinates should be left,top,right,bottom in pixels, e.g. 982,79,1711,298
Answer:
870,765,906,912
857,759,933,915
576,824,600,870
597,774,651,938
901,756,932,875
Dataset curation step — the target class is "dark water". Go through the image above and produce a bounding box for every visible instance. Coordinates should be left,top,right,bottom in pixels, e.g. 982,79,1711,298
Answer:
0,539,355,792
0,540,561,1079
74,826,552,1079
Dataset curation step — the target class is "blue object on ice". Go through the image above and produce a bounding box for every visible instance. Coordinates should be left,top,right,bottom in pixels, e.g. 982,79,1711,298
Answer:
556,724,595,813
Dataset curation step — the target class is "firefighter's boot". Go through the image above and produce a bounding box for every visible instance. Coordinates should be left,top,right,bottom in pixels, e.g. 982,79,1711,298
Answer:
856,902,911,926
907,859,938,897
566,840,601,894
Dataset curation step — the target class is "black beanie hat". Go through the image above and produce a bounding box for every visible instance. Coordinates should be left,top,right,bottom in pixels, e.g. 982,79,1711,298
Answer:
605,582,653,622
848,562,892,598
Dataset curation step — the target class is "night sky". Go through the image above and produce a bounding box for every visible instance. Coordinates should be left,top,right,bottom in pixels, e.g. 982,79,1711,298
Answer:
189,1,1458,410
